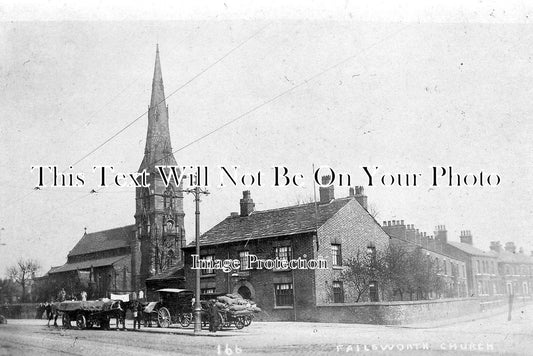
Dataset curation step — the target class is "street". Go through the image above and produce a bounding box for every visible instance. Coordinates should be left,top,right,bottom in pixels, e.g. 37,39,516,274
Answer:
0,304,531,356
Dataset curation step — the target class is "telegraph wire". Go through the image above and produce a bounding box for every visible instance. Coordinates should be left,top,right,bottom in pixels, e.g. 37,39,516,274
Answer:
4,23,269,209
155,24,410,164
11,24,408,229
68,23,270,170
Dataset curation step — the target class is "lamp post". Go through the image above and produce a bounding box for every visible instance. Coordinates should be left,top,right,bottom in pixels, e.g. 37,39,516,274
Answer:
183,183,209,335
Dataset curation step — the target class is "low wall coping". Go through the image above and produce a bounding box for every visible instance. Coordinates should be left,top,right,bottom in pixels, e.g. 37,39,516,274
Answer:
316,297,479,308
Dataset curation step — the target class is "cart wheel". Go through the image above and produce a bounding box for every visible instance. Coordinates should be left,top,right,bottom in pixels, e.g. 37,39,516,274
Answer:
243,315,252,327
180,313,192,327
234,317,245,330
62,313,70,328
157,307,171,328
86,321,93,329
76,314,87,329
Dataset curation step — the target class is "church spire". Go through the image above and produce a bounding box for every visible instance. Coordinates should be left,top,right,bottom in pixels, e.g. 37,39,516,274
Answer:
151,44,165,108
139,45,177,172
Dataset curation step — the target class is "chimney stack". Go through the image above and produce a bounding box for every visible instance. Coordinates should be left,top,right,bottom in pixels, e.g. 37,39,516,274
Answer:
459,230,473,245
240,190,255,217
490,241,502,253
349,187,355,196
504,241,516,253
319,176,335,204
353,186,368,210
434,225,448,244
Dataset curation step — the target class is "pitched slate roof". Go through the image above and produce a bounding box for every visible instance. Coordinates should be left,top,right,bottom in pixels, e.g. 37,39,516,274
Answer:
495,250,533,264
68,225,135,257
48,255,128,274
447,241,495,257
187,197,353,247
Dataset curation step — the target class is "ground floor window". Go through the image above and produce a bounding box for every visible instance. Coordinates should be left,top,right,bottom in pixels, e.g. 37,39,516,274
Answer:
369,281,379,302
201,288,216,295
274,283,293,307
333,281,344,303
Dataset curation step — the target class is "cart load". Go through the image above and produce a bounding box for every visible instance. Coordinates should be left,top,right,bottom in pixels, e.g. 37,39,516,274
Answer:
57,299,123,329
57,300,119,313
215,294,261,314
210,294,261,329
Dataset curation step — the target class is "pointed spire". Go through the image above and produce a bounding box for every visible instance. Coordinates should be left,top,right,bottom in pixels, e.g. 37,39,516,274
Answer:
139,45,177,172
151,43,165,108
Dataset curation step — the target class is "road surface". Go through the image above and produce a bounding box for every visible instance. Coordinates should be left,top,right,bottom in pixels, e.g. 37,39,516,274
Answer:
0,304,531,355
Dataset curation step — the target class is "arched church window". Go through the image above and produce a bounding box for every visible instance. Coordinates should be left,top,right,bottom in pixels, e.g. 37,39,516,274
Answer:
163,187,174,209
166,249,175,268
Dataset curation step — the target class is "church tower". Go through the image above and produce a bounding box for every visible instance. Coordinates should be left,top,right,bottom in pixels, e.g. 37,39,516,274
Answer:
132,45,185,290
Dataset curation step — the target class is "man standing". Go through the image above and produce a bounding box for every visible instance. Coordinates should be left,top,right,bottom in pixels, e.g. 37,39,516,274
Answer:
208,300,221,332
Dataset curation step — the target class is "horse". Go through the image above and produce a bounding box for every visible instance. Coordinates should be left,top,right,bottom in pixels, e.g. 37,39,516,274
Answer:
45,302,62,327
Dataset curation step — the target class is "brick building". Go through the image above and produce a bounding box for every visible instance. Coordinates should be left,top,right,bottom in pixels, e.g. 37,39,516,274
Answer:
48,226,135,298
489,241,533,296
381,222,468,299
45,46,186,299
446,230,499,297
182,183,390,321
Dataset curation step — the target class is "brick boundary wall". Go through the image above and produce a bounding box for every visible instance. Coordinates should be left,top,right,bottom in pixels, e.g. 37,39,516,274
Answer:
0,303,44,319
312,296,531,325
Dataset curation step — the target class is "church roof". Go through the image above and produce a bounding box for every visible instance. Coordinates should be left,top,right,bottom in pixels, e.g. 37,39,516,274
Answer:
68,225,135,257
187,197,353,247
48,255,129,274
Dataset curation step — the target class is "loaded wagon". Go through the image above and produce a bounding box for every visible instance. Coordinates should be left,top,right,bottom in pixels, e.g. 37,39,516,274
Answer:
201,293,259,330
145,288,194,328
57,300,123,329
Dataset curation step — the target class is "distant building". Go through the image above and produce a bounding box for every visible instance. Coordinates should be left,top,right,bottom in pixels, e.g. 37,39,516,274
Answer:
48,226,135,298
382,222,468,299
446,230,499,297
183,183,390,321
489,241,533,296
45,46,186,299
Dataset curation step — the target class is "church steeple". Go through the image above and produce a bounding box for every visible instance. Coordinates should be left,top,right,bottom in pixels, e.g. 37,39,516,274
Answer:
139,44,177,172
133,45,185,290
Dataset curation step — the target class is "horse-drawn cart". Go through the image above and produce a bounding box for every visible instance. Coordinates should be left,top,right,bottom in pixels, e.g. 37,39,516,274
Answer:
145,288,194,328
57,300,123,329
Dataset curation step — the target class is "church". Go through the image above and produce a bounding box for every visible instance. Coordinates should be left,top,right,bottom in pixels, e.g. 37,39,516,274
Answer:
47,46,186,299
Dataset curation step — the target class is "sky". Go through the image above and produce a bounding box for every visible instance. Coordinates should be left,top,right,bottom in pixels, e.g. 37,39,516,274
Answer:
1,1,533,275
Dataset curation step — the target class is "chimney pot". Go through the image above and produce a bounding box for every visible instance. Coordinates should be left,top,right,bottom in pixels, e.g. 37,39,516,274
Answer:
353,185,368,210
319,175,335,203
239,190,255,217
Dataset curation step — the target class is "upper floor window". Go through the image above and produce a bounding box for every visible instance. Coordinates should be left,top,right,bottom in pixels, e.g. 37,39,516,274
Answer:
366,244,377,265
202,255,215,275
331,244,342,267
239,251,250,270
275,246,292,262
